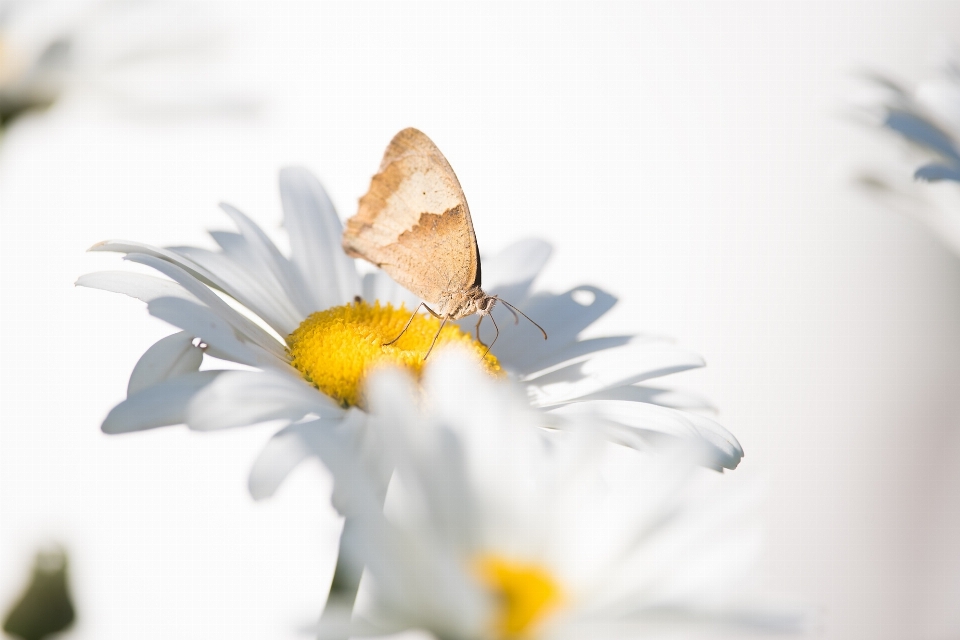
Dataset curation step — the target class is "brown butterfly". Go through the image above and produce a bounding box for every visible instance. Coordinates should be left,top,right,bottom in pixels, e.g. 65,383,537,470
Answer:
342,127,546,359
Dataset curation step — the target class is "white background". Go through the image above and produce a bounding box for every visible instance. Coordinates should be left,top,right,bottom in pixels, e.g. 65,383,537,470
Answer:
2,1,960,639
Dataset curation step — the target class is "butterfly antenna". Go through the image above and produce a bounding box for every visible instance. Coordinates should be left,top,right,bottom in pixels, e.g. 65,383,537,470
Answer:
494,298,548,340
423,316,448,361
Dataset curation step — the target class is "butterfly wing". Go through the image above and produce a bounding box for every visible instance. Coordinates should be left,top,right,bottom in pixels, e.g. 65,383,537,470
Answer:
342,128,481,306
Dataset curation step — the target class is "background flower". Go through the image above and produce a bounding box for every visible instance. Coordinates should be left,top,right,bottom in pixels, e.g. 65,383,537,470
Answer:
0,0,253,131
855,47,960,257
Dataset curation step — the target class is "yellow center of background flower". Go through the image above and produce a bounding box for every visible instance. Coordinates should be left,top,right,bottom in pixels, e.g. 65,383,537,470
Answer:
287,300,500,407
473,555,563,638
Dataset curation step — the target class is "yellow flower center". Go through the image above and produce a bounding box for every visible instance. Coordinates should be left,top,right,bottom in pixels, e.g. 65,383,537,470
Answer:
473,555,564,639
287,300,500,408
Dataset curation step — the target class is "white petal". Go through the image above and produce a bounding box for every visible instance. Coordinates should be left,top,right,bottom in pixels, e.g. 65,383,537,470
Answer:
89,240,224,289
247,410,377,504
219,202,315,317
551,400,743,470
515,334,641,376
524,341,706,407
481,238,552,303
362,271,421,309
102,371,223,434
77,272,266,366
208,229,292,303
575,384,716,411
147,297,273,367
126,253,288,361
247,419,325,500
279,167,362,310
76,271,195,304
185,369,343,431
127,331,203,397
488,286,617,372
170,244,302,336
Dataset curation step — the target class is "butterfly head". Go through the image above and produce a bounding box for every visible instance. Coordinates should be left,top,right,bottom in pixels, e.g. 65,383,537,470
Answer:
439,286,491,320
478,295,498,314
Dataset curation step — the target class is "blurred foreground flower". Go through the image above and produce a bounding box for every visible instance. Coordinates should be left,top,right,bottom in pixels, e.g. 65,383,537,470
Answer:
0,0,252,130
2,547,75,640
78,167,743,481
313,352,799,640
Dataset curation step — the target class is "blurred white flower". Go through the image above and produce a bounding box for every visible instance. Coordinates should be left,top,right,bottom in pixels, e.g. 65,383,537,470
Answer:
0,0,252,128
0,0,69,124
856,47,960,253
862,49,960,183
312,351,799,640
78,167,743,495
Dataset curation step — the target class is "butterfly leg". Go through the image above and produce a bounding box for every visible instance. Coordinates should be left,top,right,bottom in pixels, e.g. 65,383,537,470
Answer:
383,302,441,347
479,313,500,362
474,315,487,349
423,316,449,361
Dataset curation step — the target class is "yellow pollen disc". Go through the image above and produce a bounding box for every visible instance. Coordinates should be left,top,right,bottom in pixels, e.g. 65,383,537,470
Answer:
472,555,564,639
287,300,501,408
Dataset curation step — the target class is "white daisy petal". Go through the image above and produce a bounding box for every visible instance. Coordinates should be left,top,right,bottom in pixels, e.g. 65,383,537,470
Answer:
361,271,421,309
170,244,302,336
209,228,308,308
219,202,315,317
185,369,343,431
490,286,618,371
574,384,716,411
552,400,743,470
248,408,377,505
75,270,196,304
101,371,224,434
369,365,481,547
524,341,706,407
279,166,362,310
481,238,553,303
125,253,288,361
247,419,326,500
127,331,203,397
517,335,645,377
146,297,272,368
89,240,223,289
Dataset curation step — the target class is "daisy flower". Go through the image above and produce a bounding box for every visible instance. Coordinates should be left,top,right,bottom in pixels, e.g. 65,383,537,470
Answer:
854,49,960,254
78,166,743,495
0,0,68,125
0,0,251,129
311,351,800,640
863,49,960,183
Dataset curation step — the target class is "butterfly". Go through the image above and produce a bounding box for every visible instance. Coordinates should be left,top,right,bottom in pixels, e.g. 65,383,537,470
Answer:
342,127,546,359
